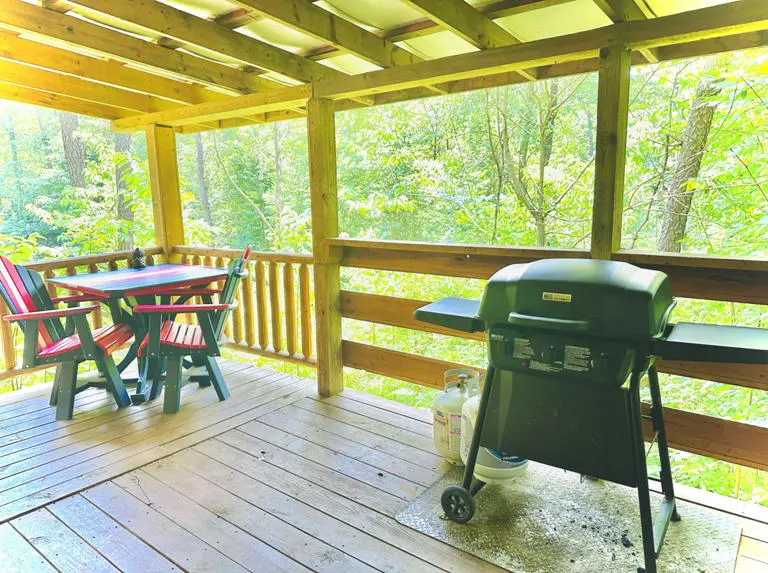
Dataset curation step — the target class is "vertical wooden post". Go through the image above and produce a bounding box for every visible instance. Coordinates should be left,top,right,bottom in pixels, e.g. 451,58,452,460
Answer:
590,44,631,260
146,124,185,259
308,97,343,396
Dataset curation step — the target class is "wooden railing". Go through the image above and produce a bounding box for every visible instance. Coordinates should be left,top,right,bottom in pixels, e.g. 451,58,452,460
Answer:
173,246,316,367
0,247,165,382
330,238,768,473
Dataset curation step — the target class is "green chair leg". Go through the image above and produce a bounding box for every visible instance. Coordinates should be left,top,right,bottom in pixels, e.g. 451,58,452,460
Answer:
50,364,63,406
98,357,131,408
163,357,183,414
55,361,78,421
204,356,229,401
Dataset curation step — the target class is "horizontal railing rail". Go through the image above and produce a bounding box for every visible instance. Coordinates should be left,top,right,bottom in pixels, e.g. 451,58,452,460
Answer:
334,238,768,472
173,246,316,367
0,247,165,382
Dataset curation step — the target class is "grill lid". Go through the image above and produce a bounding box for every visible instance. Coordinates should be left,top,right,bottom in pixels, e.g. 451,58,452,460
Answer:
478,259,674,339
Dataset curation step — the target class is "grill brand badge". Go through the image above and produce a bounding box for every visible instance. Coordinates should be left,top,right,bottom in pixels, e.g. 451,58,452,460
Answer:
542,291,572,303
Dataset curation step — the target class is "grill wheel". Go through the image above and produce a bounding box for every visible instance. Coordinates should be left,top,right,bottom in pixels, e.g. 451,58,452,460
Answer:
441,485,475,524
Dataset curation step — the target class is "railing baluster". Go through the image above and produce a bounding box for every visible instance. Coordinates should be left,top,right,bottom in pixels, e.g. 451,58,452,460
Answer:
0,300,15,372
44,270,56,299
87,263,103,330
108,260,118,272
147,254,155,266
299,263,313,360
283,263,296,356
242,262,256,348
255,261,268,350
268,261,282,352
203,256,213,267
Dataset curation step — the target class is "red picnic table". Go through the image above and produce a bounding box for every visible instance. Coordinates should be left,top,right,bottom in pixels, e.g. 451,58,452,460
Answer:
47,263,228,403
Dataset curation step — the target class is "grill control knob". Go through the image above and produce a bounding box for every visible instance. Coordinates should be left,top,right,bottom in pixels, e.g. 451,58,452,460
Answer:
542,345,556,363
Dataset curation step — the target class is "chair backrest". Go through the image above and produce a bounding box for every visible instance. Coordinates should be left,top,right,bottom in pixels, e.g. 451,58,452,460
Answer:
0,256,64,347
212,248,250,339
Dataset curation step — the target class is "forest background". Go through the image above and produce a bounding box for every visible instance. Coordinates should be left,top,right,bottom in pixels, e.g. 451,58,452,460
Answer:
0,47,766,504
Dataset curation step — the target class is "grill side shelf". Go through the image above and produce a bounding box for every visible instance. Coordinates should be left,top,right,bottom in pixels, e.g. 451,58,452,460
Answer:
654,322,768,364
413,297,484,333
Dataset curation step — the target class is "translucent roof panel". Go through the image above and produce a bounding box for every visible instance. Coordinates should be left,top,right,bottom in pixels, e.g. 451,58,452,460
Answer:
496,0,611,43
237,20,327,53
319,0,425,32
401,31,477,60
645,0,738,17
322,54,381,75
158,0,238,19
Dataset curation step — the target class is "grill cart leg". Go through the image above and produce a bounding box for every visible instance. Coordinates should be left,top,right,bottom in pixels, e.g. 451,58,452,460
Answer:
629,368,658,573
441,365,495,524
648,365,680,523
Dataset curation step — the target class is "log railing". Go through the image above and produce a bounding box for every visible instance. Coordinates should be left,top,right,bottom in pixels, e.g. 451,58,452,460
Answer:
173,246,316,367
330,237,768,473
0,247,165,382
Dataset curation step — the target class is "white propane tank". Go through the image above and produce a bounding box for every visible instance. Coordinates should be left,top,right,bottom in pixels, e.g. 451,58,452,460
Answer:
432,369,480,464
461,387,528,483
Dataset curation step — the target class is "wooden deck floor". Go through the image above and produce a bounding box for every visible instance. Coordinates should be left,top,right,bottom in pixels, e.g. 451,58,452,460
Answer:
0,360,767,572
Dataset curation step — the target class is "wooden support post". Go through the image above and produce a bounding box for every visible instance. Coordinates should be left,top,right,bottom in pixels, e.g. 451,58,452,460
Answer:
590,44,631,259
307,98,343,396
146,124,185,258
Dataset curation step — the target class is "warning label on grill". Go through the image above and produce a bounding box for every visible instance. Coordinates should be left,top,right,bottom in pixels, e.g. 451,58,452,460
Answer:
530,360,560,373
512,338,534,359
564,345,591,372
542,291,572,303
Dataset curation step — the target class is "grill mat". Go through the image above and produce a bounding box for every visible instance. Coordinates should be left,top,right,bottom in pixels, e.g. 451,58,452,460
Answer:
396,465,741,573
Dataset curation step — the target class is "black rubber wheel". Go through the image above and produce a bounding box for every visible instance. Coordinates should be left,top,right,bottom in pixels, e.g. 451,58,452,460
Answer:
441,485,475,524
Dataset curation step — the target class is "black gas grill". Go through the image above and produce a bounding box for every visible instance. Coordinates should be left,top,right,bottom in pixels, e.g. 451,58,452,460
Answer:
415,258,768,573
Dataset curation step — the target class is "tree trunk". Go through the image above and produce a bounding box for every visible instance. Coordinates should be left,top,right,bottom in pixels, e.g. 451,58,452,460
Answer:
195,133,212,225
115,132,134,250
57,111,86,188
657,78,720,252
272,122,283,248
2,107,24,216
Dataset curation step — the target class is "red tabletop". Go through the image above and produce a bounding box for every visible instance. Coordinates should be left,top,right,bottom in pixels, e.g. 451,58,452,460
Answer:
46,264,228,298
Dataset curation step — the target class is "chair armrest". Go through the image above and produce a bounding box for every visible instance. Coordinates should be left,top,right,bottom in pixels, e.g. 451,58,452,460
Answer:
144,288,222,296
3,304,98,322
52,294,104,304
133,303,231,314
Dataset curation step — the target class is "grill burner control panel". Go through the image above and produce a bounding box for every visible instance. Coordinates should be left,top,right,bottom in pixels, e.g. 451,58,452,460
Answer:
488,326,636,386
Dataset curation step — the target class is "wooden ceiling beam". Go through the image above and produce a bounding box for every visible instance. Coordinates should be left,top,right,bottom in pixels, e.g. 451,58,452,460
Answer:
0,58,180,113
63,0,343,84
385,0,575,42
0,31,230,105
399,0,522,49
0,0,269,95
0,82,132,119
111,0,768,132
398,0,537,80
227,0,422,69
593,0,659,62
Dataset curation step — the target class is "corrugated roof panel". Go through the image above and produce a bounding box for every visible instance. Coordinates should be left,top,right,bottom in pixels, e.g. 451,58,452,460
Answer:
496,0,611,43
401,30,477,60
237,19,327,53
320,0,424,31
322,53,381,75
645,0,737,17
158,0,238,19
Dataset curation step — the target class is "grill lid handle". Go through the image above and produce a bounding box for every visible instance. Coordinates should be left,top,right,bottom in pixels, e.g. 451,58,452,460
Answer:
507,312,592,332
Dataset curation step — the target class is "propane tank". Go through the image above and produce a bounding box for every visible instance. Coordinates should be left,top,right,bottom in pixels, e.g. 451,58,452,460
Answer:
461,379,528,483
432,369,480,464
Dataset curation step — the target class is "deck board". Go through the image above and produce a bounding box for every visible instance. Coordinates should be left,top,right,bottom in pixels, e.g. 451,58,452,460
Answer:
0,359,767,572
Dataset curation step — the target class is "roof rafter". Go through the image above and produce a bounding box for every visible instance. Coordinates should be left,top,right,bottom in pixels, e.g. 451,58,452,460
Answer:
63,0,343,84
0,30,230,106
0,58,179,114
397,0,537,80
227,0,423,69
0,82,132,119
0,0,270,95
111,0,768,132
593,0,659,62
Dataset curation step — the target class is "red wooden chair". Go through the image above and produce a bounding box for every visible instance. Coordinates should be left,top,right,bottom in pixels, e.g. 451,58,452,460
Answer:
134,248,250,413
0,255,133,420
